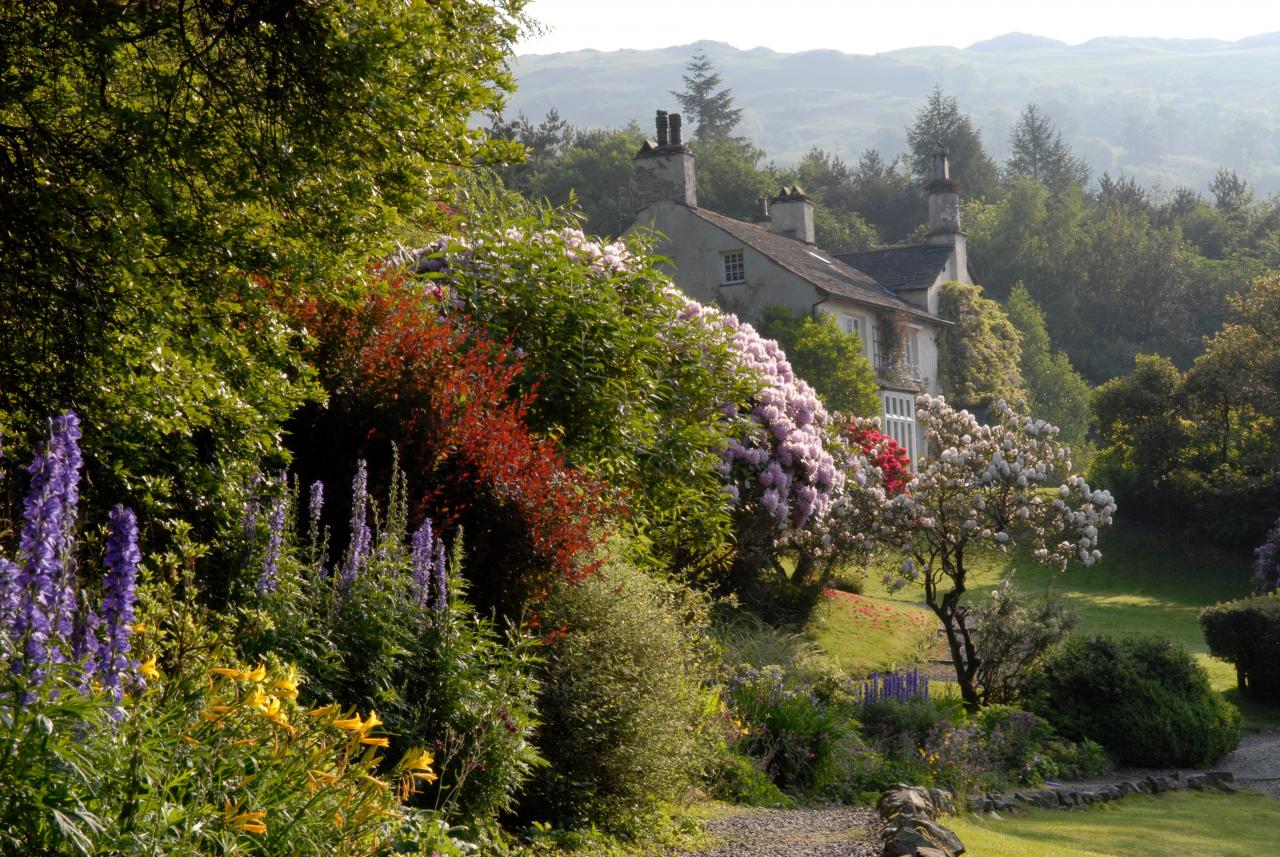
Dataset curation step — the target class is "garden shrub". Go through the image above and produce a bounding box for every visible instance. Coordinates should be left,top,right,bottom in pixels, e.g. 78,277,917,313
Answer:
858,697,958,760
728,665,856,794
1200,595,1280,702
288,278,613,614
520,538,717,833
707,750,795,808
236,459,542,826
1022,634,1241,767
971,577,1077,705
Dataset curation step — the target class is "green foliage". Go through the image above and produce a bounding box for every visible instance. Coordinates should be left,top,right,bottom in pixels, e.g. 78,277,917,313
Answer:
521,539,718,833
1022,635,1241,768
237,476,542,826
707,751,796,808
1005,104,1090,194
444,199,758,576
971,577,1078,705
781,149,880,253
1,0,526,556
0,633,453,855
1200,596,1280,702
672,50,744,142
727,665,856,794
906,86,999,200
691,137,777,221
1005,285,1093,462
757,306,881,416
936,281,1026,412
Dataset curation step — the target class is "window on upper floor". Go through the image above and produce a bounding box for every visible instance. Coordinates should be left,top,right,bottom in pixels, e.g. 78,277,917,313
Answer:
721,250,746,284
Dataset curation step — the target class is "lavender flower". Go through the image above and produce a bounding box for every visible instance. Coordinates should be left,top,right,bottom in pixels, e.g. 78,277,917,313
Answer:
411,518,434,607
256,479,287,595
70,599,101,690
432,536,448,614
99,505,140,699
308,480,324,544
0,559,18,636
861,667,929,705
340,460,371,590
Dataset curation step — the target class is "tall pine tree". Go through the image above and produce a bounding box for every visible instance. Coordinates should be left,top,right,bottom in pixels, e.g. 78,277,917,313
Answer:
1006,104,1089,193
906,86,998,200
672,50,743,142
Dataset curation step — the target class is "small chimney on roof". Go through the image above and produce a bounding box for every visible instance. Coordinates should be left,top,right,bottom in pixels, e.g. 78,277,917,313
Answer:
765,185,814,244
753,196,771,223
633,108,696,209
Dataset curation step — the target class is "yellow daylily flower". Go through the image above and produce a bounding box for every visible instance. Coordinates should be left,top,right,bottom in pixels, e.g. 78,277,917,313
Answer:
309,769,339,784
270,675,299,699
210,667,245,679
331,715,365,732
308,703,339,718
244,663,267,683
360,774,390,789
360,736,390,748
402,748,435,772
138,654,160,681
411,769,439,784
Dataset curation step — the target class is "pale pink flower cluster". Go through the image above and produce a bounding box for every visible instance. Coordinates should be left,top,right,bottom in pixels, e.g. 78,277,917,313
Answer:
678,300,843,532
516,226,633,274
877,395,1116,593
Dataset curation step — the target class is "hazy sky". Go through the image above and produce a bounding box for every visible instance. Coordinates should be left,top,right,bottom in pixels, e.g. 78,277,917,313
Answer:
517,0,1274,55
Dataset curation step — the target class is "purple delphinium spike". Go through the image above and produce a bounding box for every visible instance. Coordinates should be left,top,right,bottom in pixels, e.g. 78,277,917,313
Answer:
410,518,433,607
308,480,324,545
70,600,101,690
99,505,140,699
432,536,448,614
340,460,371,590
0,559,18,638
243,473,263,540
47,413,82,648
13,414,76,671
256,478,287,595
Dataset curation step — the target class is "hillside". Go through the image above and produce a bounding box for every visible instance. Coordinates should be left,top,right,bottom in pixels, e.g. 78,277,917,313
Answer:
510,34,1280,193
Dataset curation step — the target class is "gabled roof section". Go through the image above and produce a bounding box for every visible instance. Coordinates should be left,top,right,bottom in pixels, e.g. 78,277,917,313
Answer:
688,208,940,322
837,244,954,292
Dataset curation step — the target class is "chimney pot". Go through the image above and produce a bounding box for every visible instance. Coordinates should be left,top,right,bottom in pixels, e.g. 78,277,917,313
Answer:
933,147,950,182
669,113,684,147
655,110,669,147
753,197,771,223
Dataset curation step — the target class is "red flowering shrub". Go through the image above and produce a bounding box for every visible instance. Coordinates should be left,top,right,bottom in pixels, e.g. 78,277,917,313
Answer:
286,276,612,613
847,423,912,496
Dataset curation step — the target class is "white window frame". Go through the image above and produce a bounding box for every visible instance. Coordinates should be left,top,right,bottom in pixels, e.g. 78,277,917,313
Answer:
881,390,918,463
721,250,746,285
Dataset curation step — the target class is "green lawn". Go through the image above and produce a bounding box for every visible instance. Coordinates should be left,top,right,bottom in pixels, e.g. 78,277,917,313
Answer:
804,588,936,675
818,523,1280,726
947,792,1280,857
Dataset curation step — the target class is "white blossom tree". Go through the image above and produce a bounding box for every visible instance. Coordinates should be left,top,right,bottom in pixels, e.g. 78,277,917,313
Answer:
874,395,1116,710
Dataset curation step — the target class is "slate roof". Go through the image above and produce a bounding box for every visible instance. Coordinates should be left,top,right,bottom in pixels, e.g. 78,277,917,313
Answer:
688,208,942,323
836,244,954,292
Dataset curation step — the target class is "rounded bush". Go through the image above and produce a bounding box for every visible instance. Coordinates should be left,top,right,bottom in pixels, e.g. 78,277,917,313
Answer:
1200,595,1280,702
519,540,716,833
1022,635,1240,768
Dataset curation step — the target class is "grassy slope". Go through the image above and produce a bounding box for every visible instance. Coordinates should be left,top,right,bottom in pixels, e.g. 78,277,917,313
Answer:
804,589,936,676
815,522,1280,727
947,792,1280,857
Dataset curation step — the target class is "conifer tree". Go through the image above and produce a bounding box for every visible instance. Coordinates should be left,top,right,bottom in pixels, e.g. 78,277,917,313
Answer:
672,50,743,141
1006,104,1089,193
906,86,998,200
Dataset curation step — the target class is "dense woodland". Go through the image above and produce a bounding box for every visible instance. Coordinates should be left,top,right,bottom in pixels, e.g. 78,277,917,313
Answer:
1,7,1277,856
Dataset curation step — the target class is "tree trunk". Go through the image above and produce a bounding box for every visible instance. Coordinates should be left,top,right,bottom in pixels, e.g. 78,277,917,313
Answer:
928,576,981,712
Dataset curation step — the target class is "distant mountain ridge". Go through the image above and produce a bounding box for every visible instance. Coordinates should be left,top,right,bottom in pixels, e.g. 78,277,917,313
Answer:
508,33,1280,194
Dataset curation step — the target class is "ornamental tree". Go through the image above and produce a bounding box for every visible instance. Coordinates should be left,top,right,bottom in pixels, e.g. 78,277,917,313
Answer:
875,395,1116,710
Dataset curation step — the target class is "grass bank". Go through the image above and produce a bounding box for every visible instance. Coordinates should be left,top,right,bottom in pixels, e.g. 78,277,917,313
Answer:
947,791,1280,857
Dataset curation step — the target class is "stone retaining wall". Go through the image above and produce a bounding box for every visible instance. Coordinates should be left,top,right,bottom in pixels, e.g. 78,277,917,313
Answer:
967,770,1237,814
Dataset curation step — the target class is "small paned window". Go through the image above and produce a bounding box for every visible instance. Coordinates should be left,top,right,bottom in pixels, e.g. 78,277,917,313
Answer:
722,251,746,284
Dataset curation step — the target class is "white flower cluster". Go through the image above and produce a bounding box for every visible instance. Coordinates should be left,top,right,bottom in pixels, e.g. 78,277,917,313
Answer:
880,395,1116,579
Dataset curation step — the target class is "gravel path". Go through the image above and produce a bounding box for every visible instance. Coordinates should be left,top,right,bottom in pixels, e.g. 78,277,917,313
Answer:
679,806,882,857
1218,730,1280,798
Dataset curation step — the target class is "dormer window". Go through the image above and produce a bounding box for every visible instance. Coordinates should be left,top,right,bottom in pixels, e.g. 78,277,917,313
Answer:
721,250,746,284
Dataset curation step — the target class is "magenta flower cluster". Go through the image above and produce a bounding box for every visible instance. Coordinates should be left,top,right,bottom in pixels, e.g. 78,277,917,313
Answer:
0,413,141,698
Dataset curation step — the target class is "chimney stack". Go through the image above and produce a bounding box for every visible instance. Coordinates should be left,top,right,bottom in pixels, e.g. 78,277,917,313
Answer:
926,147,962,245
633,108,697,210
765,185,815,244
753,197,771,223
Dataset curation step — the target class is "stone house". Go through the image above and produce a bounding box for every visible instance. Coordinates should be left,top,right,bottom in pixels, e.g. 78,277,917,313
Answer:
628,110,972,460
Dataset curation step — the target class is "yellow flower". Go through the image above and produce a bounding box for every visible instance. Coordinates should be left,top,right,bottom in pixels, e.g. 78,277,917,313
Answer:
360,736,390,748
332,715,365,732
361,711,383,732
360,774,390,789
270,675,299,699
308,703,339,718
130,622,146,634
244,663,267,683
223,801,268,834
411,769,439,784
309,769,339,784
181,735,200,747
402,748,435,772
210,667,245,679
138,654,160,681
